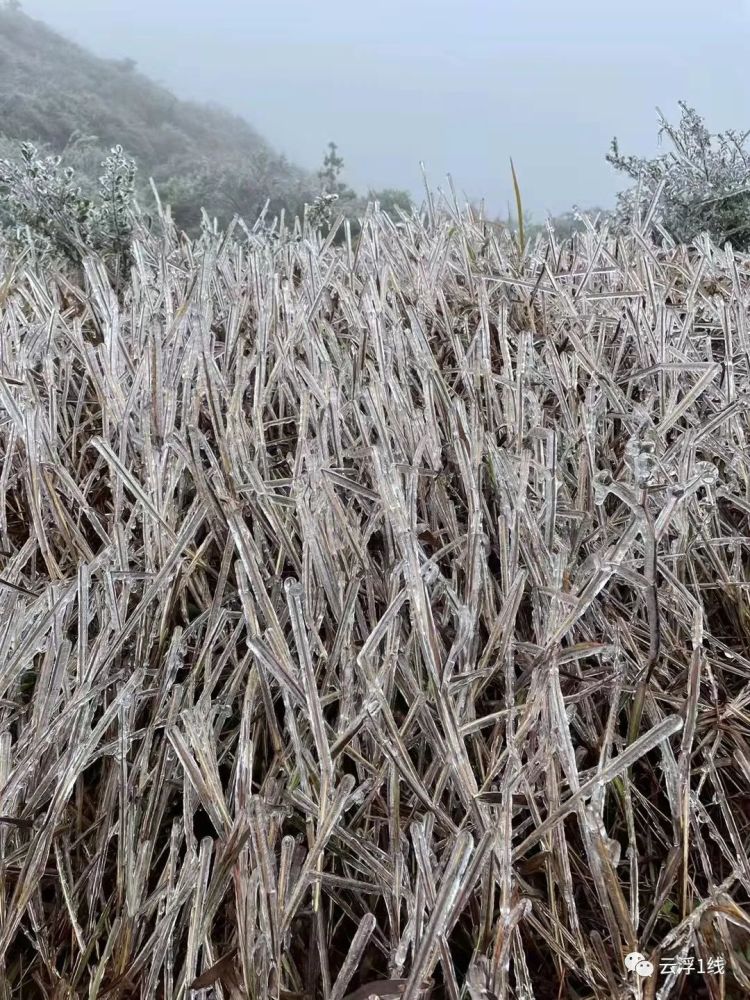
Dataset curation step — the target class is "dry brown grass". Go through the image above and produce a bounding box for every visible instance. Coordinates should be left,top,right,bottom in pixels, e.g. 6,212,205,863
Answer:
0,205,750,999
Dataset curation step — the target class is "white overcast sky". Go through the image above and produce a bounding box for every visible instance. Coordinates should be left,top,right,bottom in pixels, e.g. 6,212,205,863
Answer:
19,0,750,217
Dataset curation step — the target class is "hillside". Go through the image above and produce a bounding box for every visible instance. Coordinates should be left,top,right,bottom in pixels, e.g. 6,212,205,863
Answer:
0,6,316,228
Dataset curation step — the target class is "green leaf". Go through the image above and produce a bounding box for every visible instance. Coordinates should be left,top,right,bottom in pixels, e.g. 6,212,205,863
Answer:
510,157,526,258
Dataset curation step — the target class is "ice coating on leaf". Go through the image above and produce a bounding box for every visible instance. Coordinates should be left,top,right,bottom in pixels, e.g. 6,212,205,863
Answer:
593,470,612,505
625,427,659,486
694,461,719,486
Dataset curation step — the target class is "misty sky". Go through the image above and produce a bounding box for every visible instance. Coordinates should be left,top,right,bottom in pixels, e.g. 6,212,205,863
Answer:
20,0,750,218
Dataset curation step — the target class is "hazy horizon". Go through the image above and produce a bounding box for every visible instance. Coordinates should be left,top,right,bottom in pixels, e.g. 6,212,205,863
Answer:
19,0,750,219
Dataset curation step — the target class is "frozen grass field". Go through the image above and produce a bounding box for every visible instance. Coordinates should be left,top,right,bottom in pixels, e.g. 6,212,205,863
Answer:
0,203,749,998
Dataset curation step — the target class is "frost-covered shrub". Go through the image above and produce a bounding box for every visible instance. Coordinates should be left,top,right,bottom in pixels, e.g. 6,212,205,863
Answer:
0,141,91,263
608,103,750,249
0,140,137,269
306,191,340,233
86,144,137,259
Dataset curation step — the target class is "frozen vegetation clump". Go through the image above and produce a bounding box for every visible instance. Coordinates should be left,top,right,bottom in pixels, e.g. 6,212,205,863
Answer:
0,141,137,272
1,183,749,997
608,101,750,249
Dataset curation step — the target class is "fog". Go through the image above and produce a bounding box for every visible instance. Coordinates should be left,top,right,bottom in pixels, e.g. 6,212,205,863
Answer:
21,0,750,218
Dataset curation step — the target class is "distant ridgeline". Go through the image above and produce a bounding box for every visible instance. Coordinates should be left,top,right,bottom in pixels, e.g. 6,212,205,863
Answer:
0,5,318,231
0,6,612,243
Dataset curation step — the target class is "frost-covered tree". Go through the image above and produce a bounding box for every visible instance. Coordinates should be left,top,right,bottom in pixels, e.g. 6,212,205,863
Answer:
306,141,362,240
608,102,750,249
317,141,354,199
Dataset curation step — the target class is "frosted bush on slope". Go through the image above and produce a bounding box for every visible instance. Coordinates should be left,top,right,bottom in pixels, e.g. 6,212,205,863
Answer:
0,140,137,271
608,102,750,249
